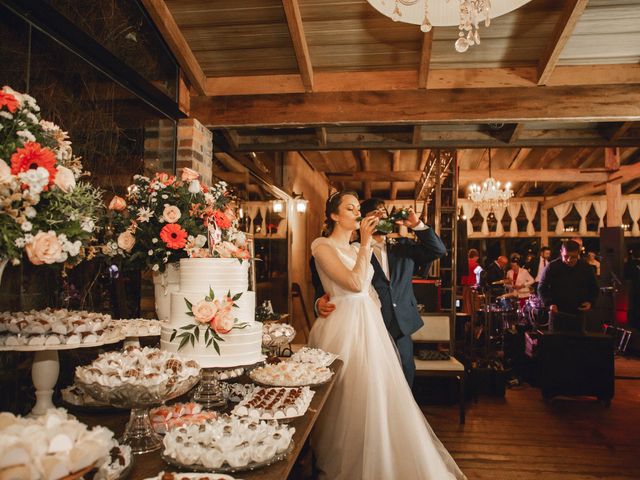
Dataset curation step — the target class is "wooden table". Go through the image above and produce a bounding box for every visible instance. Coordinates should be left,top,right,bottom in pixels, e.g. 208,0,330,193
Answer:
75,360,342,480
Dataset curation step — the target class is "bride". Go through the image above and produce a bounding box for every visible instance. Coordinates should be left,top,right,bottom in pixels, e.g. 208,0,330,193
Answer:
309,191,466,480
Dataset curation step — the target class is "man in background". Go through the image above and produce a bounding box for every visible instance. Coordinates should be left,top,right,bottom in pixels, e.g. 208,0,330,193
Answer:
538,240,599,332
528,246,551,284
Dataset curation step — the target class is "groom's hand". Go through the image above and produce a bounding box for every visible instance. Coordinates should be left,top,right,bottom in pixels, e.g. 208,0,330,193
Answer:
317,294,336,317
395,207,422,229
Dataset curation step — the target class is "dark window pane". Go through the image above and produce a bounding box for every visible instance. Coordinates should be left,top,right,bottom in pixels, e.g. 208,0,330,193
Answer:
44,0,178,100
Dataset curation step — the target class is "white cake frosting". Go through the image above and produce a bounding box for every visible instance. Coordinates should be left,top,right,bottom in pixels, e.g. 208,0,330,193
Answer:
161,258,264,368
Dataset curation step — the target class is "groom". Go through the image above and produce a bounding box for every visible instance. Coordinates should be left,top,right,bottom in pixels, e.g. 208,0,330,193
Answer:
311,198,447,386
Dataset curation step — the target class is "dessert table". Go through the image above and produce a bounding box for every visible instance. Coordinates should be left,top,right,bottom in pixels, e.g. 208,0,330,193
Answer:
73,359,343,480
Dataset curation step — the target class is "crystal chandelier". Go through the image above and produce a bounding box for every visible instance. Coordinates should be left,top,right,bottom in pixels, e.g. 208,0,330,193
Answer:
467,149,513,210
366,0,533,52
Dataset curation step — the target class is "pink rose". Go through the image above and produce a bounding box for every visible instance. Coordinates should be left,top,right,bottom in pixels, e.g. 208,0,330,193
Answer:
162,205,182,224
108,195,126,211
0,159,12,184
54,165,76,193
214,312,235,334
192,300,218,324
25,231,64,265
181,167,200,182
117,231,135,252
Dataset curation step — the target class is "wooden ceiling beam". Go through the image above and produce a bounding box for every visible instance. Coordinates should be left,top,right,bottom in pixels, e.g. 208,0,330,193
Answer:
327,169,609,183
606,122,635,142
516,148,563,196
542,147,592,196
537,0,589,86
192,83,640,128
282,0,314,92
507,148,533,170
316,127,328,147
139,0,206,95
418,30,434,89
202,65,640,96
542,161,640,209
507,123,525,144
360,150,372,199
390,151,401,200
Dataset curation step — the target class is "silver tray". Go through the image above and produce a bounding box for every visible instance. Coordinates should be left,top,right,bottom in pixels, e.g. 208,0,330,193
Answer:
161,440,293,474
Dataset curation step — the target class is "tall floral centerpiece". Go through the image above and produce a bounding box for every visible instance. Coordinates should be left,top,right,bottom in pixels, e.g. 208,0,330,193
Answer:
0,86,104,282
108,171,249,320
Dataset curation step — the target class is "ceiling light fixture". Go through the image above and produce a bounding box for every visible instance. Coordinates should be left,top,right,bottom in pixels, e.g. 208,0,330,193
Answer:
366,0,533,52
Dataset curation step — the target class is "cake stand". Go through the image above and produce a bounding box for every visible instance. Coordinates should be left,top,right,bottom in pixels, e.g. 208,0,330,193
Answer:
191,359,264,410
76,372,200,454
0,331,125,416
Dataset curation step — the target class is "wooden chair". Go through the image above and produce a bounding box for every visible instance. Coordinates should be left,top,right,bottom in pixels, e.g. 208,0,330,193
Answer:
413,314,467,424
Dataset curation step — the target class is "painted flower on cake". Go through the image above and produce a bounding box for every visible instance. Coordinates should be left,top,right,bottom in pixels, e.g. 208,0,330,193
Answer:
172,288,248,353
160,224,188,249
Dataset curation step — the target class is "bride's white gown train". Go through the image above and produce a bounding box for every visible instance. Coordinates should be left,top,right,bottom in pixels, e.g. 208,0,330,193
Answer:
309,237,466,480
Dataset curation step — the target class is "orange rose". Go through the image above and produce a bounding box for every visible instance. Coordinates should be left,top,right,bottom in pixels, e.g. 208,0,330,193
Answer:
25,231,64,265
181,167,199,182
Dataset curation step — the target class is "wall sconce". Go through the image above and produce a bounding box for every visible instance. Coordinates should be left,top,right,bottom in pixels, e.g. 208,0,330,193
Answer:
293,192,308,214
272,199,284,213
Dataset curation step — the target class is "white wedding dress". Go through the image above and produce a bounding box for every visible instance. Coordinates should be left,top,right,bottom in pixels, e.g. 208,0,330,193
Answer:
309,237,466,480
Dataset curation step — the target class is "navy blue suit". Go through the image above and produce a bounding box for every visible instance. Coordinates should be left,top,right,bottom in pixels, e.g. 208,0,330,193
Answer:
311,227,447,386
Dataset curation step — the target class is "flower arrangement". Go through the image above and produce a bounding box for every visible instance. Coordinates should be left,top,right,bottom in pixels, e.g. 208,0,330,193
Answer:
170,287,249,353
0,86,104,267
107,171,250,272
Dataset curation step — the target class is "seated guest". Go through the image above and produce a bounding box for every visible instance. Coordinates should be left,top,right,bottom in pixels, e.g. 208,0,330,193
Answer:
505,254,535,309
538,240,599,332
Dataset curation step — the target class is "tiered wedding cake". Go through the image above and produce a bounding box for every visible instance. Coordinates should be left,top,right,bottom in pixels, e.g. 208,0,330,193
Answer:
160,258,264,368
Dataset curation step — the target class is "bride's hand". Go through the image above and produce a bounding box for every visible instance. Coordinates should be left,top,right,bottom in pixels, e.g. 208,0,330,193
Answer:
360,215,378,245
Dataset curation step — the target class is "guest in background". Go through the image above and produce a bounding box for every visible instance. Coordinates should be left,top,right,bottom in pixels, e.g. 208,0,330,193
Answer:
538,240,599,332
587,251,601,277
528,246,551,283
461,249,480,314
505,254,535,309
482,256,508,297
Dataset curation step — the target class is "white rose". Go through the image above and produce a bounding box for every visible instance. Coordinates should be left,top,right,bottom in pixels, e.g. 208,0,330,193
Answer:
162,205,181,224
188,180,201,194
117,231,136,253
195,234,207,248
192,300,218,324
54,165,76,193
0,160,12,184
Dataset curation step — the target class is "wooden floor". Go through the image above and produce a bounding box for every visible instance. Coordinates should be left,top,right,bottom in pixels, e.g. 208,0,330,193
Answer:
420,357,640,480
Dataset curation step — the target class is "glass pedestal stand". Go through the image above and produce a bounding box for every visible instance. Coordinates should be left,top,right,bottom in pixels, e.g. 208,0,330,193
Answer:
191,368,228,409
122,407,162,454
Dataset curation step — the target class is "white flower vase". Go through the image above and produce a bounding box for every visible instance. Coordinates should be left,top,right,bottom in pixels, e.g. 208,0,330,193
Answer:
152,262,180,322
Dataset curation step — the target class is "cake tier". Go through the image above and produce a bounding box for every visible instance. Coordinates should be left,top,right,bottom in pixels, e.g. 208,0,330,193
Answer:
160,322,264,368
168,291,255,329
179,258,249,292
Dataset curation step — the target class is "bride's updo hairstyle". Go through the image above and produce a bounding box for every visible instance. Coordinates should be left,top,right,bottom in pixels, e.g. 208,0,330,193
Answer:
323,190,359,236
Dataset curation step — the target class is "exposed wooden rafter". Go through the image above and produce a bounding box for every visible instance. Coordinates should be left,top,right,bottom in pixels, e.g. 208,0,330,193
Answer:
202,64,640,96
192,83,640,128
542,147,592,196
139,0,207,95
390,151,401,200
418,30,434,89
516,148,563,196
281,0,314,92
537,0,590,85
359,150,372,199
542,159,640,209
